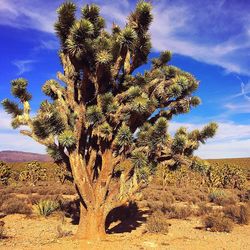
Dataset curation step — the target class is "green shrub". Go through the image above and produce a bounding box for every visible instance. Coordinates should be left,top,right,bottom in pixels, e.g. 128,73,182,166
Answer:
35,199,59,217
203,213,233,232
0,161,11,185
146,211,169,234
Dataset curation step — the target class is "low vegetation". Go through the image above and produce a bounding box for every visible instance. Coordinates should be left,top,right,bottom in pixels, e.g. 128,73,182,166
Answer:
0,157,249,242
34,199,59,217
203,213,234,232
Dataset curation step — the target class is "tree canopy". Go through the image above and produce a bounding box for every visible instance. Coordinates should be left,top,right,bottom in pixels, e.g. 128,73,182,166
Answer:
2,0,217,239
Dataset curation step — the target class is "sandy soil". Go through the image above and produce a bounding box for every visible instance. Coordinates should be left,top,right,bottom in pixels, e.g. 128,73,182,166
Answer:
0,212,249,250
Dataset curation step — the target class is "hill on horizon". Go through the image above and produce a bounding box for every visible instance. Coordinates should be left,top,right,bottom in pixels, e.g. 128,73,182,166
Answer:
0,150,52,162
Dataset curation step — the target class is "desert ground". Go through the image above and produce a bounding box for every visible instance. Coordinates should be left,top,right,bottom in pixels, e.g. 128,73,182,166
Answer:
0,158,250,250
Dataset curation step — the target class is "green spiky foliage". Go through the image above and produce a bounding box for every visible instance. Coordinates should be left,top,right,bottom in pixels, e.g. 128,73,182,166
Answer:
0,161,11,185
2,1,217,239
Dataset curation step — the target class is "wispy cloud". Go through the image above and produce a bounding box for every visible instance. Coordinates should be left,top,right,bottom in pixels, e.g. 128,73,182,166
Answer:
224,77,250,114
12,60,35,75
39,40,59,50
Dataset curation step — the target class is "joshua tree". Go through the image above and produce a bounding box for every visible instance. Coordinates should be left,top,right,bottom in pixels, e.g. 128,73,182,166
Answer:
19,161,47,186
0,161,11,186
2,1,217,239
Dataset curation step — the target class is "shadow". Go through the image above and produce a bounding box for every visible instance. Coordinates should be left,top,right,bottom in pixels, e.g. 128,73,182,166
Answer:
105,202,148,234
60,200,148,234
59,199,80,225
194,226,204,230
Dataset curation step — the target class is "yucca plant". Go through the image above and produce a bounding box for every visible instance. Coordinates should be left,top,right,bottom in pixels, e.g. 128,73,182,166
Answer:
34,199,59,217
2,0,217,240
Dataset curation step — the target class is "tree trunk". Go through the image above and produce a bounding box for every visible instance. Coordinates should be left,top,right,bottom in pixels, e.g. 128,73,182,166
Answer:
75,204,107,240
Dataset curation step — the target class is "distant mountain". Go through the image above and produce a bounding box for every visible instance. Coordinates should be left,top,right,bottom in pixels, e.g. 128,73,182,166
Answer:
0,150,52,162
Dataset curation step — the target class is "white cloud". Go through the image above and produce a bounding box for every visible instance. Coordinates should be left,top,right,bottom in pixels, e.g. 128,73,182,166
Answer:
0,0,249,75
0,109,12,130
12,60,36,75
0,108,46,153
0,133,46,153
197,139,250,159
169,121,250,159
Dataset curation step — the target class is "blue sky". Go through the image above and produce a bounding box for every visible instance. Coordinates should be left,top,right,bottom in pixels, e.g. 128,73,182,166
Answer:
0,0,250,158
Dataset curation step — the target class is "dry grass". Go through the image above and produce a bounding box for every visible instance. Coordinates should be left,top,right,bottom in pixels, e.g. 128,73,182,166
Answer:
163,204,193,219
223,204,249,225
196,202,213,216
0,196,32,215
146,210,169,234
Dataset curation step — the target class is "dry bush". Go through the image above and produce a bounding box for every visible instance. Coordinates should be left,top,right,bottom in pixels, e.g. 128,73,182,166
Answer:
146,210,169,234
203,213,233,232
238,190,250,202
170,187,208,204
196,202,213,216
163,204,193,219
223,204,249,225
18,186,35,194
0,193,16,208
35,184,76,196
27,194,43,205
0,196,32,215
209,190,237,206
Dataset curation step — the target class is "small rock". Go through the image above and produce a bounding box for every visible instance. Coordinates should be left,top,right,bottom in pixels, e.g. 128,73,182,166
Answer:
0,213,6,219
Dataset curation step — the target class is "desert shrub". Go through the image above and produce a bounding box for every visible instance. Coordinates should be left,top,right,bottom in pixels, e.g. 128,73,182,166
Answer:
19,161,47,186
0,161,11,185
238,190,250,202
223,204,249,225
163,204,192,219
35,199,59,216
147,200,164,212
221,164,247,189
146,211,169,234
27,194,43,205
0,194,14,208
203,213,233,232
208,189,236,206
196,203,213,216
0,196,32,215
191,159,247,190
54,165,72,184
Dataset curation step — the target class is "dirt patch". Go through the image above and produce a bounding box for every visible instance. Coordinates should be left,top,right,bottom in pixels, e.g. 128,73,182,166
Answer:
0,214,249,250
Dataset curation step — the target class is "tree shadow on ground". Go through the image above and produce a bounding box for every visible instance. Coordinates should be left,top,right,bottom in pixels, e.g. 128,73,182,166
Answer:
60,199,80,225
60,199,148,233
105,202,148,234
